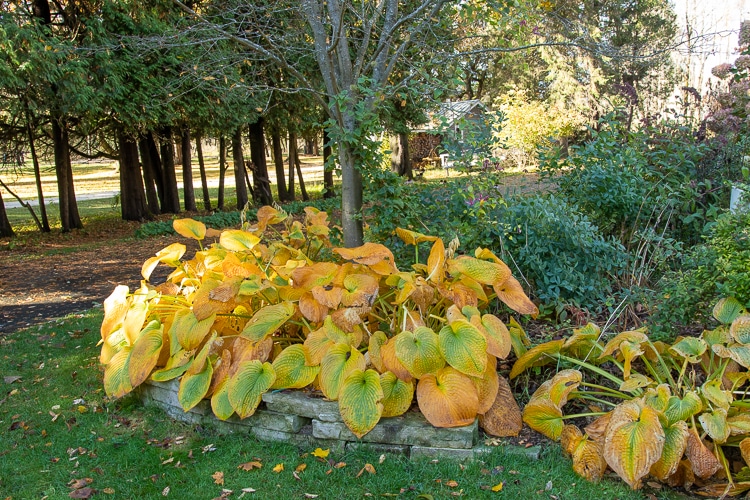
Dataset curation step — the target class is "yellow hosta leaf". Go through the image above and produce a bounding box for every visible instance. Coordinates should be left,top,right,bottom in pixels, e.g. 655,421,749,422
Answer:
479,375,522,437
698,408,729,444
187,332,216,376
240,302,296,344
561,425,607,482
338,369,384,438
228,360,276,418
493,276,538,316
141,242,186,280
170,309,216,351
509,340,564,379
123,300,149,346
304,325,335,366
643,384,671,412
380,372,414,417
178,357,213,411
479,314,512,360
417,367,478,428
531,369,581,407
255,205,287,233
173,218,206,240
438,320,487,377
394,327,444,378
713,297,746,324
701,379,733,409
507,316,531,358
150,353,192,382
210,379,234,420
712,343,750,369
523,398,564,441
598,330,648,359
649,420,689,481
619,341,643,380
103,347,133,398
380,337,413,382
685,426,721,479
271,345,320,390
101,285,130,346
319,343,366,400
395,227,438,245
619,373,653,393
472,355,499,414
291,262,339,290
426,238,446,283
220,229,261,252
665,391,702,425
128,320,163,387
603,400,665,489
741,438,750,466
447,256,511,287
728,414,750,436
731,315,750,344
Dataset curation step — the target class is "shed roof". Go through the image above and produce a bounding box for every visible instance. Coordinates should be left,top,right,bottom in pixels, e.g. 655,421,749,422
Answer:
414,99,485,133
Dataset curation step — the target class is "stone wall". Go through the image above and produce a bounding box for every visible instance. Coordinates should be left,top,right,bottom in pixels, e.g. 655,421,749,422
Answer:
137,380,539,461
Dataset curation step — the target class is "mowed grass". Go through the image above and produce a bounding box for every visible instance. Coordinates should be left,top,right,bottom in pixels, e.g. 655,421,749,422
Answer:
0,310,687,499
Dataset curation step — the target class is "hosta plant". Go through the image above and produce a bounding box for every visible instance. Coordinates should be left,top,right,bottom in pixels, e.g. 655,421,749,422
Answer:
511,297,750,495
100,206,538,438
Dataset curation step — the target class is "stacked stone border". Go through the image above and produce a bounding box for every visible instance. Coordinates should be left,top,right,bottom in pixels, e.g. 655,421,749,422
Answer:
138,380,541,461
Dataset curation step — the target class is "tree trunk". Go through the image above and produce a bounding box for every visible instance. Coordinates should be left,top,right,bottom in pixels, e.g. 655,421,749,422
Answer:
0,189,13,238
232,128,249,210
304,136,314,155
218,135,227,210
159,126,181,214
339,141,363,247
271,130,288,201
294,145,309,201
248,118,273,206
138,135,161,215
323,129,335,199
26,110,50,232
390,132,412,180
287,132,296,201
117,129,150,221
181,126,197,211
52,119,82,232
195,134,211,211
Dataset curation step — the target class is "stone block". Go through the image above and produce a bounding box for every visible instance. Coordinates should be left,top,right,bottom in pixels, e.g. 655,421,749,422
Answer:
223,410,310,433
312,412,478,449
410,446,475,461
249,425,346,453
345,442,410,456
262,390,341,421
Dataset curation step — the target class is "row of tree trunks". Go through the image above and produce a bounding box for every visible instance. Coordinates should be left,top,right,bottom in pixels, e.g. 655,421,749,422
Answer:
248,118,274,206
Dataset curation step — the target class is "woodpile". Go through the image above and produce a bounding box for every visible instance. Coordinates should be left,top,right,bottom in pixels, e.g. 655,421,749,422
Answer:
409,132,442,162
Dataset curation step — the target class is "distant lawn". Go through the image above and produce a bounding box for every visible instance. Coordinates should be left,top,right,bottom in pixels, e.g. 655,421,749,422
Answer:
0,310,685,499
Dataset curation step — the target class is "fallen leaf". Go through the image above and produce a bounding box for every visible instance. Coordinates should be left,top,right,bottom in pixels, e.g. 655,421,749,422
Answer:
162,457,174,465
356,463,376,478
293,471,302,481
545,480,552,491
4,376,21,384
491,482,504,492
162,486,170,496
379,454,386,464
203,444,217,453
304,494,318,499
311,448,330,459
296,463,307,473
238,461,263,471
69,487,94,499
273,463,284,473
68,478,93,489
446,480,459,487
212,471,224,485
334,462,346,469
241,487,256,493
449,491,463,497
102,488,115,494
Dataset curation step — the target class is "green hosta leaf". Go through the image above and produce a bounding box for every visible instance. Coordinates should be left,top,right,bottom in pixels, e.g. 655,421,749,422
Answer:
173,218,206,240
211,379,234,420
271,344,320,390
447,256,511,287
650,420,689,481
509,339,564,379
699,408,730,444
170,309,216,351
220,229,261,252
643,384,671,413
151,355,192,382
732,315,750,344
669,337,707,362
522,398,564,441
703,325,731,347
395,327,445,378
380,372,414,418
319,343,366,400
702,379,733,409
338,369,384,438
712,343,750,369
713,297,746,325
228,360,276,418
603,400,665,489
128,320,163,387
178,357,213,412
240,302,295,344
103,347,133,398
665,391,702,425
438,320,487,377
507,316,531,358
239,275,264,296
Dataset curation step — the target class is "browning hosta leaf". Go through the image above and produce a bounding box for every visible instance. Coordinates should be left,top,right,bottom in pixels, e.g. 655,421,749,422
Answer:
523,398,564,441
299,292,329,323
438,320,487,377
711,343,750,369
101,285,130,345
304,325,335,366
395,327,445,378
255,205,287,233
333,243,398,275
417,367,479,428
731,315,750,344
479,375,522,437
171,309,216,351
271,345,320,390
603,399,665,489
447,256,511,287
338,369,384,438
104,347,133,398
211,379,234,420
701,379,732,409
380,337,413,382
128,320,163,387
713,297,747,325
173,218,206,240
291,262,339,290
584,413,612,442
472,355,499,414
669,337,707,362
531,369,582,407
479,314,512,360
741,438,750,466
426,238,446,283
685,426,722,479
698,408,730,444
561,425,607,483
220,229,261,252
395,227,438,246
240,302,296,344
509,340,564,379
179,357,213,412
319,343,366,400
492,276,538,316
598,330,648,359
193,279,235,320
650,420,689,481
341,274,379,308
142,242,186,280
368,332,388,374
380,372,414,418
228,360,276,418
665,392,702,425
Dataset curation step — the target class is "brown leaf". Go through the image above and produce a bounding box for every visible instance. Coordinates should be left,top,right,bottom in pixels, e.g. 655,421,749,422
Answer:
685,427,722,479
212,471,225,485
3,375,21,384
446,480,459,487
68,478,93,490
478,376,522,437
356,463,376,477
296,463,307,473
69,487,95,499
334,462,346,469
238,461,263,471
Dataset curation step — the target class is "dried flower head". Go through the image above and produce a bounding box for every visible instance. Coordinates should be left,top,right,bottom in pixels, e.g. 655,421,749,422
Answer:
712,63,733,80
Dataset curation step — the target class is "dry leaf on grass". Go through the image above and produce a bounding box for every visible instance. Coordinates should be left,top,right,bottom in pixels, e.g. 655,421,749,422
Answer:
238,461,263,471
356,463,376,477
212,471,225,485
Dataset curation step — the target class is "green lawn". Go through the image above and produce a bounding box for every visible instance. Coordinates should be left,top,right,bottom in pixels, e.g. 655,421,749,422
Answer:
0,310,686,499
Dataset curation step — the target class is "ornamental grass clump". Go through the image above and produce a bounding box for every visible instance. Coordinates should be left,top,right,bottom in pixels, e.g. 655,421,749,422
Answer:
511,297,750,495
99,206,537,438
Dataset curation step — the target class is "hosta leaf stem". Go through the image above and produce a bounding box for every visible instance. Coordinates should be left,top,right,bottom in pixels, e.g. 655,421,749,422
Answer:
578,382,632,399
